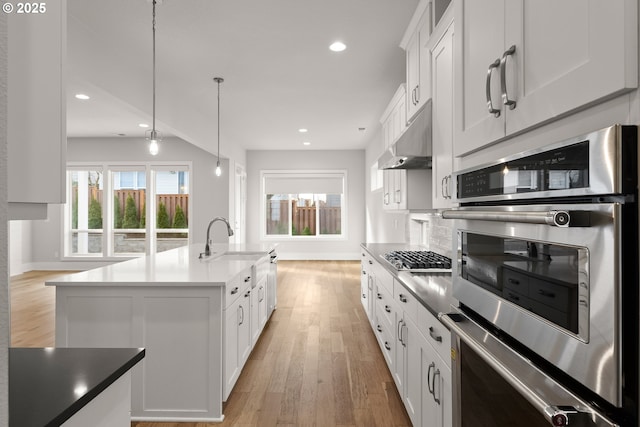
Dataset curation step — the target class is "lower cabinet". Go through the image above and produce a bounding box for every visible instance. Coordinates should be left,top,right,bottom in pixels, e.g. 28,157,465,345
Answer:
224,283,251,400
364,255,452,427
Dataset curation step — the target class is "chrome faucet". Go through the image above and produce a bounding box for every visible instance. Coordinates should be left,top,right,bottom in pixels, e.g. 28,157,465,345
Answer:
202,217,234,257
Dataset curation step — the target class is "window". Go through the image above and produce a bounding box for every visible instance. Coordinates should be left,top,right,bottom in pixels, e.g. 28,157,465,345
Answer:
64,163,191,258
262,171,346,239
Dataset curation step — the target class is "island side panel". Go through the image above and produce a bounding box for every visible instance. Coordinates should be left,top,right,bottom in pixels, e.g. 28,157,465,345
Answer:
55,285,224,422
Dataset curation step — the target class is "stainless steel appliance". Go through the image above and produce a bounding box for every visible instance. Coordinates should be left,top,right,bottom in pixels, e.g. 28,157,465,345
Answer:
441,125,639,426
381,250,452,273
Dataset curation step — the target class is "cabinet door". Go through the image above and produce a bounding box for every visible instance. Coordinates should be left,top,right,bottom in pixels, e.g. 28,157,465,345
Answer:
223,302,241,400
454,0,506,156
239,292,252,365
8,0,67,210
504,0,637,137
431,22,455,209
404,316,423,427
407,6,432,122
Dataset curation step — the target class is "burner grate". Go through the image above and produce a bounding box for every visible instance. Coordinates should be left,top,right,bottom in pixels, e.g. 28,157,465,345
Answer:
383,250,452,272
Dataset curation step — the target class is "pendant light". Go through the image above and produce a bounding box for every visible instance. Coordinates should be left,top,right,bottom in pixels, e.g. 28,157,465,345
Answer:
146,0,161,155
213,77,224,176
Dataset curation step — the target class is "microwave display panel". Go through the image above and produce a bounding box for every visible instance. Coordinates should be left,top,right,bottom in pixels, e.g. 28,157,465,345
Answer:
458,141,590,199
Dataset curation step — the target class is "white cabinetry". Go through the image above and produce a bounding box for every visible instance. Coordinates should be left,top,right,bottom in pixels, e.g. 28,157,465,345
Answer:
8,0,67,219
403,2,432,122
223,271,252,400
430,17,456,209
454,0,638,156
360,251,375,325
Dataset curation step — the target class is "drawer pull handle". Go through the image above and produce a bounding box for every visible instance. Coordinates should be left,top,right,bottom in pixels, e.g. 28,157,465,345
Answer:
384,342,391,351
377,325,383,332
244,290,251,297
230,287,239,295
508,278,520,285
368,260,373,265
244,276,251,282
507,292,520,301
377,293,382,300
538,289,556,298
399,294,408,303
429,326,443,343
385,305,391,313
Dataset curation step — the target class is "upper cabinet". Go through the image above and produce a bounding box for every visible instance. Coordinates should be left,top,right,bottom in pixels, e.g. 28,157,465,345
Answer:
402,1,432,123
454,0,638,157
429,14,455,209
381,85,408,151
8,0,67,219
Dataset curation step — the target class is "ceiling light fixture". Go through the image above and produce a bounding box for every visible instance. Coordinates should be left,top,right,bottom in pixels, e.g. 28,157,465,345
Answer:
329,41,347,52
146,0,161,156
303,141,311,146
213,76,224,177
138,123,149,128
75,94,90,100
298,128,308,133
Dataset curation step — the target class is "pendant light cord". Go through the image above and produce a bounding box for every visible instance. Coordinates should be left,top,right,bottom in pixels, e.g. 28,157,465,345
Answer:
152,0,157,134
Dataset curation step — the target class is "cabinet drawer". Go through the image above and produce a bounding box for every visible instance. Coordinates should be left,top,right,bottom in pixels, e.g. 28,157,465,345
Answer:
528,278,571,313
417,304,452,369
502,268,530,294
224,267,253,309
375,266,394,296
373,315,395,370
375,283,395,332
394,280,419,324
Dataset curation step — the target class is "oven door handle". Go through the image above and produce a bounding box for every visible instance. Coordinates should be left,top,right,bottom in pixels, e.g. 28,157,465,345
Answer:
441,209,575,227
439,311,620,427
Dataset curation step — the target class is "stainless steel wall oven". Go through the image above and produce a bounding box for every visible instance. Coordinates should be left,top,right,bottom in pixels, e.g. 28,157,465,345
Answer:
441,125,639,427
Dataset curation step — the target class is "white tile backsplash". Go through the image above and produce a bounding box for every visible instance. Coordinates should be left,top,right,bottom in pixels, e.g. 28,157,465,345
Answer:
407,213,453,257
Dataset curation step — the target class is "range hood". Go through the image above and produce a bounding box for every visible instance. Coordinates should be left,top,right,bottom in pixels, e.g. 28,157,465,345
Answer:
377,99,432,169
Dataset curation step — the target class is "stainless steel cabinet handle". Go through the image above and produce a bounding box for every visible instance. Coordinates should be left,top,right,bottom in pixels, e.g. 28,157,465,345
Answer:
486,58,501,117
398,319,404,345
399,294,408,303
385,305,392,313
395,189,402,204
384,342,391,351
377,293,382,300
368,260,373,265
500,45,517,110
230,287,239,295
239,305,244,325
429,326,443,343
384,192,390,205
376,325,383,333
244,276,251,282
445,175,452,199
441,176,447,199
427,362,435,395
432,368,441,405
415,84,420,104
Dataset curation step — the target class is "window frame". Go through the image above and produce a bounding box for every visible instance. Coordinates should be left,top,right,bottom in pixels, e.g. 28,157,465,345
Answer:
63,161,192,260
260,170,348,241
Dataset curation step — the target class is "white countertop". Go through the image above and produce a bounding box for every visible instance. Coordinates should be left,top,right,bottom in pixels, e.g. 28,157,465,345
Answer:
46,243,276,287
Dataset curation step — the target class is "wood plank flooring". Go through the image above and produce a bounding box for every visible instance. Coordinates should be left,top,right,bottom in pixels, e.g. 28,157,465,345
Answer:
9,261,411,427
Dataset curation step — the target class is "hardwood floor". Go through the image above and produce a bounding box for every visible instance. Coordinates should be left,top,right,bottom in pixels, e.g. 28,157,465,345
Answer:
9,261,411,427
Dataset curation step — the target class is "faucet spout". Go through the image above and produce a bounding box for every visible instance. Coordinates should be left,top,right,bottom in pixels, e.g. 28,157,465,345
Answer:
204,217,234,257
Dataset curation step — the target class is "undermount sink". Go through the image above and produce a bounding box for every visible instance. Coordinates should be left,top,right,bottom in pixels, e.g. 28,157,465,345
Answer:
202,251,266,262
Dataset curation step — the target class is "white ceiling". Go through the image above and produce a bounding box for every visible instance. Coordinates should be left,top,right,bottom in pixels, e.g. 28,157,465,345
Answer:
66,0,419,156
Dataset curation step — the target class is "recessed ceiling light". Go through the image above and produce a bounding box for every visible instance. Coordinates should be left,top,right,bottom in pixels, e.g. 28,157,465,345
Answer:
329,41,347,52
75,93,90,100
298,128,308,133
303,141,311,146
139,123,149,128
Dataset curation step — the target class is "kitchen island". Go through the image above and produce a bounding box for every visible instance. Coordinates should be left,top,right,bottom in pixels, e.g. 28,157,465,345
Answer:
46,243,276,422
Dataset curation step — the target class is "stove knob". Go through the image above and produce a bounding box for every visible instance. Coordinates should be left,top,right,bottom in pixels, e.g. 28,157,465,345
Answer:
551,413,567,427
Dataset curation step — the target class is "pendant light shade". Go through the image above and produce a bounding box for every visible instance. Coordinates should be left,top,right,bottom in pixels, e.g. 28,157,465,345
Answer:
214,77,224,177
146,0,162,155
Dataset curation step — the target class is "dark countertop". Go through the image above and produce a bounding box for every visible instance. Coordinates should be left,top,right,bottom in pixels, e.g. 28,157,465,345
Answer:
361,243,456,318
10,347,145,427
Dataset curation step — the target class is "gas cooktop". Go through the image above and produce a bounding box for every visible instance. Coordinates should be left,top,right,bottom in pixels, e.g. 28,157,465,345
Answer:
382,250,452,273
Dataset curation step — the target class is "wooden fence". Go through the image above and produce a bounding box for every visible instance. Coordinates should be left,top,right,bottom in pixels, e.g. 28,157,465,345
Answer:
267,199,340,235
85,187,189,227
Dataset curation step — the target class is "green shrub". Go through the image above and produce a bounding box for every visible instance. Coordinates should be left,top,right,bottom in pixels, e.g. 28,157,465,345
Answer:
122,195,139,229
139,202,146,228
88,198,102,229
302,226,312,235
72,190,78,229
114,196,122,228
172,204,187,228
157,202,170,229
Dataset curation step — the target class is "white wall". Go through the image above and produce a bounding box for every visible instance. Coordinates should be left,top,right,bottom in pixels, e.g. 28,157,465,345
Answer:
246,150,365,260
23,136,240,271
